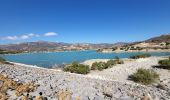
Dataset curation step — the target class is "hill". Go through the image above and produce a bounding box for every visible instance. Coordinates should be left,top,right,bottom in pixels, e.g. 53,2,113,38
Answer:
0,34,169,52
98,34,170,52
0,41,126,52
146,34,170,43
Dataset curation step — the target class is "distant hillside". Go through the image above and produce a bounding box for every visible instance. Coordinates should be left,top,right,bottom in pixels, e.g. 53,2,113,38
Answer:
112,42,129,47
0,41,71,52
1,34,169,52
0,41,126,52
146,34,170,43
97,34,170,53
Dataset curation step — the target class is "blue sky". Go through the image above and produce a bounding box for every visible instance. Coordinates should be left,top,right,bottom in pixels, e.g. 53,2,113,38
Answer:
0,0,170,44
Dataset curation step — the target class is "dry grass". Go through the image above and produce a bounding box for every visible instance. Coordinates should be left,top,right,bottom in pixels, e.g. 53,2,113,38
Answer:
57,89,72,100
0,74,39,99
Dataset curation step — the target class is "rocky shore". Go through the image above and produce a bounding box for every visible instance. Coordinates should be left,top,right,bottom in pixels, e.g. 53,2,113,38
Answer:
0,56,170,100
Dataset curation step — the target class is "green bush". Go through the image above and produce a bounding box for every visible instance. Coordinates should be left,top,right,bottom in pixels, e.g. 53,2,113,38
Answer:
64,61,90,74
0,50,21,54
0,57,6,63
106,60,116,67
91,62,107,71
130,68,159,85
91,59,120,71
130,53,151,59
158,58,170,70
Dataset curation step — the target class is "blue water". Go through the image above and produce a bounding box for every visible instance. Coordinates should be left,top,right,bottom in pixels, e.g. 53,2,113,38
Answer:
2,50,170,68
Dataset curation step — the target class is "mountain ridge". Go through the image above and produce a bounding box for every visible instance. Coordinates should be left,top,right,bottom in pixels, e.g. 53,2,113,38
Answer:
0,34,169,52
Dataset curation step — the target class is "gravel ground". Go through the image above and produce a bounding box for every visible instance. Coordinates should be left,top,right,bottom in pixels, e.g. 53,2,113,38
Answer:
84,57,170,83
0,56,170,100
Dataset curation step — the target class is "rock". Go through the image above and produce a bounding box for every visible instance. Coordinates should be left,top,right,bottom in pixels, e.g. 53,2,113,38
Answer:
156,84,167,90
142,94,153,100
136,98,141,100
0,62,170,100
57,89,72,100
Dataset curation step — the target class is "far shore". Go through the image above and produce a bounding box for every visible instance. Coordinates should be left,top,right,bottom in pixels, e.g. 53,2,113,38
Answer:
1,49,96,55
2,48,170,56
100,49,170,53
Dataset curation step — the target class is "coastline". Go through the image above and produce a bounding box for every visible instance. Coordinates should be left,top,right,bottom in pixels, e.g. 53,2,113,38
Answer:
100,49,170,53
5,55,169,70
2,49,95,55
7,61,63,72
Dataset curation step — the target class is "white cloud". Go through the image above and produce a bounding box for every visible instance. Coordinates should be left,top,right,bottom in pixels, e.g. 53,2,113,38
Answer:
20,35,29,39
3,36,18,40
44,32,58,36
1,32,58,41
1,33,40,40
28,33,40,37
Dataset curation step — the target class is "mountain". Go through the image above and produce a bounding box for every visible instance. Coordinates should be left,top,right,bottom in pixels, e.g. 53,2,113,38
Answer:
0,41,127,52
111,42,129,47
146,34,170,43
1,34,169,52
0,41,71,52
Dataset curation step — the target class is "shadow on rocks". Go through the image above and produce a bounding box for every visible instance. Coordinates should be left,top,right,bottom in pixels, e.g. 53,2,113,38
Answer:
152,65,170,70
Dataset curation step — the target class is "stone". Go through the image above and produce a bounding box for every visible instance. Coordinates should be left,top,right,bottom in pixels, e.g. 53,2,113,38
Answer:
142,94,153,100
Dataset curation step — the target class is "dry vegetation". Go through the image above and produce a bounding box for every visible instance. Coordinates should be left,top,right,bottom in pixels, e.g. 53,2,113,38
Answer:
0,74,39,99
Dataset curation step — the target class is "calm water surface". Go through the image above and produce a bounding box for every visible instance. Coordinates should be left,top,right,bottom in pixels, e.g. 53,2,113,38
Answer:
2,50,170,68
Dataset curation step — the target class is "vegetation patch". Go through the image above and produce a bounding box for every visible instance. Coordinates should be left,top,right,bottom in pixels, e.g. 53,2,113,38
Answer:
0,57,6,63
0,74,39,99
0,49,21,54
91,62,107,71
106,60,116,67
91,57,124,71
130,53,151,59
64,61,90,74
129,68,159,85
157,57,170,69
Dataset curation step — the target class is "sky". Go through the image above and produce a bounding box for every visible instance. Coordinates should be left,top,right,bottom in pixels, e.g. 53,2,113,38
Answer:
0,0,170,44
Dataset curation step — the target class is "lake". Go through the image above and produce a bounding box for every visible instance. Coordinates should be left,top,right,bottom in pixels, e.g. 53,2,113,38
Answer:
2,50,170,68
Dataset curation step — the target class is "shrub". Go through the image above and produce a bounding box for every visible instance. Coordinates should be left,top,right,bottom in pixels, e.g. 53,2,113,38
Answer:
130,68,159,85
64,61,90,74
158,58,170,70
130,53,151,59
106,60,116,67
0,57,6,63
91,59,119,71
91,62,107,71
113,56,124,64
